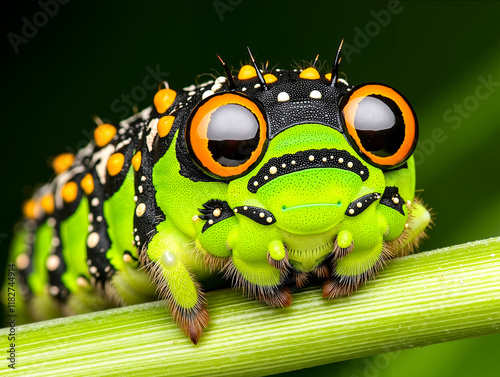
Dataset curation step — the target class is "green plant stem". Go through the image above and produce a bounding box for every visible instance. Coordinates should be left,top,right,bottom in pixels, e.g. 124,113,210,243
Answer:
1,237,500,376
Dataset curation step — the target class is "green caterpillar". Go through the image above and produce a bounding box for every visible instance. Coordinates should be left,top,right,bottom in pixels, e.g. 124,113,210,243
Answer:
8,44,431,344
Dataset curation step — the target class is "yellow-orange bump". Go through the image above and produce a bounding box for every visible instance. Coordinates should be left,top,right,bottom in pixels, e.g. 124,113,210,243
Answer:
94,124,116,147
40,194,55,215
23,199,41,220
264,74,277,84
132,151,142,172
299,67,321,80
80,173,94,195
52,153,74,175
238,65,257,80
325,73,332,81
107,153,125,176
62,181,78,203
154,89,177,114
158,116,175,138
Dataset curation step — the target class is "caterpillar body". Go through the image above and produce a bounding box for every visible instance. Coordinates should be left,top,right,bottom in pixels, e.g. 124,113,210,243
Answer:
8,46,431,344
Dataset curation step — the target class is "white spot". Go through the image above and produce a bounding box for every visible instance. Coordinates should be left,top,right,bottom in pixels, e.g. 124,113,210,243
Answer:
136,203,146,217
270,166,278,174
87,232,100,248
360,171,364,175
349,209,355,215
357,202,362,208
491,254,496,258
254,83,261,89
243,206,248,210
213,208,221,217
104,265,111,273
405,223,410,228
347,162,353,168
49,286,59,296
234,208,238,213
91,197,99,207
48,217,56,227
192,215,199,221
291,160,296,165
282,163,286,168
277,92,290,102
322,157,327,162
242,87,247,91
76,276,89,288
135,235,140,242
266,217,273,223
15,254,30,270
211,83,222,92
215,76,226,85
115,137,131,152
406,200,412,206
89,266,97,274
138,185,143,193
141,176,146,182
309,155,315,161
309,90,322,99
264,175,269,180
52,237,60,247
161,251,177,267
188,91,196,96
393,197,400,204
254,181,259,187
202,90,214,99
134,196,138,202
259,212,265,218
183,84,196,91
88,225,93,232
47,255,60,271
208,219,214,225
123,254,132,263
338,158,344,163
97,216,103,222
88,213,93,223
146,118,159,152
338,78,349,86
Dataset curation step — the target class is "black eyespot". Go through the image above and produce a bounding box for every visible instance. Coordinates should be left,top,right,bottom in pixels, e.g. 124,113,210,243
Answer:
339,83,418,169
185,93,268,179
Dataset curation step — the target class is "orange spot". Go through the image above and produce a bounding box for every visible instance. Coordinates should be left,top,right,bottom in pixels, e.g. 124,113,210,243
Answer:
263,74,277,84
62,181,78,203
299,67,320,80
237,65,257,80
23,199,41,220
325,73,332,81
154,89,177,114
94,124,116,147
80,173,94,195
158,116,175,138
107,153,125,176
40,194,55,215
132,151,142,172
52,153,74,174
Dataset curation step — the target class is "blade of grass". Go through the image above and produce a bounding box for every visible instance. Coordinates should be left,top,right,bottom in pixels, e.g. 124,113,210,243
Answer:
1,237,499,376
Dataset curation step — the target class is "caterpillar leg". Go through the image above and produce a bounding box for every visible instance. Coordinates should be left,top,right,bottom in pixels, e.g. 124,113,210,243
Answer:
141,219,208,344
224,216,292,307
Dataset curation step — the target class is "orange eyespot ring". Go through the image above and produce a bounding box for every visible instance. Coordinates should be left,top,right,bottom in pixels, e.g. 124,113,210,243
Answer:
185,92,268,179
339,83,418,169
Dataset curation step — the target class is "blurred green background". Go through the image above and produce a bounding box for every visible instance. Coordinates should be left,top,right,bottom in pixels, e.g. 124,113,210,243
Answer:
1,1,500,376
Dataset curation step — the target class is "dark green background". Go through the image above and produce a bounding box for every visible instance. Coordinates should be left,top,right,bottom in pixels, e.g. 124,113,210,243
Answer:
2,1,500,376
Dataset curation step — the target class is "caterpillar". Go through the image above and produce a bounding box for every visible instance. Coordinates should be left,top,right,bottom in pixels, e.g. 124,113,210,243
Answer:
8,43,431,344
